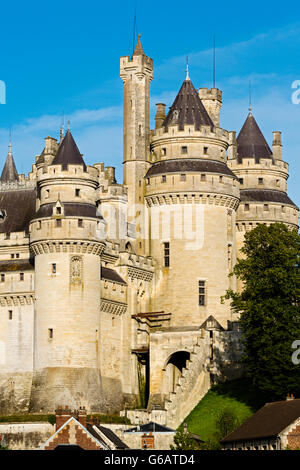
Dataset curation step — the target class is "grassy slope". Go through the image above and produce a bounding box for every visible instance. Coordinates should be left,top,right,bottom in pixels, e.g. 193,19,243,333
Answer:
181,378,267,442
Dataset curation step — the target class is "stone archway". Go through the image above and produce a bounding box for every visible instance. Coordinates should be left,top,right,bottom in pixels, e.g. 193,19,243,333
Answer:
164,351,190,395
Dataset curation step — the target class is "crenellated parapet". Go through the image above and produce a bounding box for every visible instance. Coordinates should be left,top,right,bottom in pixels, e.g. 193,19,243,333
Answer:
150,124,229,164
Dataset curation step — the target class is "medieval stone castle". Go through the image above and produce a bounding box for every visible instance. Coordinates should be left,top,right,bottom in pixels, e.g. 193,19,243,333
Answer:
0,36,298,428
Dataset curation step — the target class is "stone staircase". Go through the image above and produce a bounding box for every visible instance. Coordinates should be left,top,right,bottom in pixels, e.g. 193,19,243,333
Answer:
161,341,211,429
124,338,211,429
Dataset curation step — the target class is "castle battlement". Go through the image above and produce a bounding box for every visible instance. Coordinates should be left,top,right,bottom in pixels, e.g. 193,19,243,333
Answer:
151,123,229,142
37,163,99,182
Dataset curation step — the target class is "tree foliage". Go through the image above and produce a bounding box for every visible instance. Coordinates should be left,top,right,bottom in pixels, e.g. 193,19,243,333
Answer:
170,428,198,450
214,408,240,441
225,223,300,399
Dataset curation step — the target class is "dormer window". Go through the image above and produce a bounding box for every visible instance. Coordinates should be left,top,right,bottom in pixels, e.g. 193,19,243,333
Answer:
56,207,61,214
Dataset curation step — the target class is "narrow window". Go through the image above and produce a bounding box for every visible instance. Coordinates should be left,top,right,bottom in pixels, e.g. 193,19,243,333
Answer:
219,176,223,183
203,147,208,155
161,175,166,183
8,310,12,320
201,174,206,181
239,178,243,185
163,242,170,267
16,253,19,259
244,204,249,211
162,148,167,156
199,280,206,306
282,205,286,213
180,174,186,181
0,274,5,282
56,207,61,214
181,146,187,154
56,219,62,227
38,221,41,230
139,180,141,187
258,178,263,185
45,189,49,198
139,124,142,136
146,178,150,185
10,254,14,259
264,204,269,211
52,263,56,274
78,219,83,228
276,179,280,187
20,273,24,281
48,328,53,339
75,188,80,197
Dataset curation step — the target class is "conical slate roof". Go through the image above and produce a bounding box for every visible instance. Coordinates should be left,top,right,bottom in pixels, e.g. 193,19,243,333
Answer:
133,34,145,56
52,130,86,170
1,143,18,182
163,77,214,130
237,112,272,163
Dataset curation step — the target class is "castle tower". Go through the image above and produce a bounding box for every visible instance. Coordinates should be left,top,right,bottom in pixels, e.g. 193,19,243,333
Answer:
29,130,105,412
120,35,153,254
228,111,299,290
147,73,240,328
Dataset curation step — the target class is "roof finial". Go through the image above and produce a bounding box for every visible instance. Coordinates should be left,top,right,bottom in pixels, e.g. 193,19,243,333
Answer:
8,128,12,155
186,56,190,81
213,34,216,88
60,111,65,143
249,80,252,114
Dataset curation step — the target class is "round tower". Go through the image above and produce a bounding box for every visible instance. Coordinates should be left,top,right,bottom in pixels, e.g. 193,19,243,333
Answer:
228,111,299,291
29,130,105,412
228,114,299,236
147,75,240,328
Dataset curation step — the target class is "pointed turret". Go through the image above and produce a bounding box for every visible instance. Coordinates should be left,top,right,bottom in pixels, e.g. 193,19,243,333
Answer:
163,76,214,130
1,140,18,182
52,129,86,170
132,33,145,56
237,112,272,163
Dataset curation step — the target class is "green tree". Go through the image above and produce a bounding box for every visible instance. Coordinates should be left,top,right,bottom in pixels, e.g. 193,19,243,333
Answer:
170,429,197,450
225,223,300,399
214,408,240,441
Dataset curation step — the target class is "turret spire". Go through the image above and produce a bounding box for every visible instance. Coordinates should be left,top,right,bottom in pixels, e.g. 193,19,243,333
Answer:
237,112,272,163
163,77,214,130
1,133,18,182
133,34,145,56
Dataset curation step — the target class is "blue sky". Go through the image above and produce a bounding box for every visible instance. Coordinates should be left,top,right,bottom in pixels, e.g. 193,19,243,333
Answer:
0,0,299,206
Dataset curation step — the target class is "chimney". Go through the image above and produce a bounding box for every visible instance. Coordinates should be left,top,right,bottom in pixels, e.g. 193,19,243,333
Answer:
77,406,87,427
272,131,282,160
228,131,237,160
55,405,72,431
155,103,166,129
286,394,295,401
141,432,154,449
